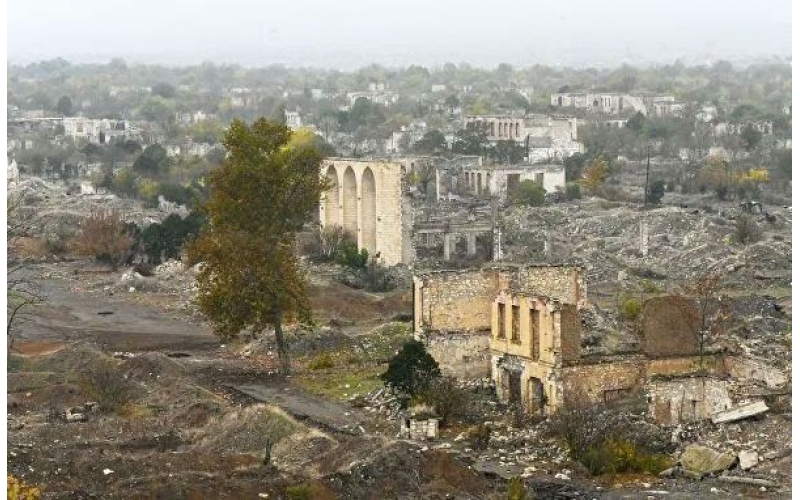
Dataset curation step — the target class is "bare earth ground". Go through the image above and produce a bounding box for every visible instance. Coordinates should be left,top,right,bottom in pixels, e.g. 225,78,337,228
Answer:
7,259,791,499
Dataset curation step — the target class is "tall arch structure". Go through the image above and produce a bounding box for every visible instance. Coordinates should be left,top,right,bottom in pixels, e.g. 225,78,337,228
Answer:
323,165,340,227
342,167,358,239
361,168,377,254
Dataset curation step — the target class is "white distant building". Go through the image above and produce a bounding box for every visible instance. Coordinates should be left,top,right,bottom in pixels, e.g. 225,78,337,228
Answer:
459,163,566,200
62,117,130,144
550,91,681,116
465,114,584,162
431,84,447,93
284,110,303,130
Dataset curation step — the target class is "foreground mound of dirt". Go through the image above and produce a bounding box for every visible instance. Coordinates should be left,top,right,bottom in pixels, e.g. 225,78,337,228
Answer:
194,404,305,455
119,352,187,381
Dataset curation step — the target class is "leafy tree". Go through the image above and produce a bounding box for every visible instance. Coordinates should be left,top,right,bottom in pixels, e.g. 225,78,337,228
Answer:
56,95,73,116
140,212,206,264
413,130,447,154
111,167,137,197
444,94,460,109
626,112,646,134
491,140,526,164
775,149,791,179
579,156,610,194
133,144,170,177
136,178,161,207
381,340,441,399
452,122,490,156
151,82,177,99
563,152,588,182
510,179,546,207
740,125,762,151
646,180,666,204
334,239,369,269
186,119,327,374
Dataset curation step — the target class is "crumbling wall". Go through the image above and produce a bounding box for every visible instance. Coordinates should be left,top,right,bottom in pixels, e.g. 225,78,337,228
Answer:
641,295,700,357
561,359,646,407
647,354,726,377
425,331,490,379
559,305,581,363
414,269,504,333
725,356,788,389
517,266,586,308
648,378,732,425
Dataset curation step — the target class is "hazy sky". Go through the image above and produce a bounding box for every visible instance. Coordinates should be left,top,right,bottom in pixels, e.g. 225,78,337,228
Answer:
8,0,792,68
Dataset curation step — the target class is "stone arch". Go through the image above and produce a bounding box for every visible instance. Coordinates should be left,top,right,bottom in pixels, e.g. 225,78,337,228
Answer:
361,168,377,254
324,165,340,227
342,166,358,239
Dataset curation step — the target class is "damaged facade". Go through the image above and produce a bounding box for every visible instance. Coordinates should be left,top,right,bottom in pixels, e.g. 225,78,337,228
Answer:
414,266,735,423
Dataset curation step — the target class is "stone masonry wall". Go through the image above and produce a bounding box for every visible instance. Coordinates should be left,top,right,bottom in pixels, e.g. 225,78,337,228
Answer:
425,332,491,379
641,295,700,357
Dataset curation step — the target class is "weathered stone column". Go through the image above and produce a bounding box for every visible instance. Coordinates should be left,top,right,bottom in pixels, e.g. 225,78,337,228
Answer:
443,233,452,261
467,233,477,256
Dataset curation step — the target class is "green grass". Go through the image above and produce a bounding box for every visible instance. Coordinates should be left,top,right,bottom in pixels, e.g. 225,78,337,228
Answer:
295,365,385,400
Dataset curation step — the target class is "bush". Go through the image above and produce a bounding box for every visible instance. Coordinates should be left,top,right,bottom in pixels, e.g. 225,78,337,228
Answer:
7,475,40,500
415,376,470,425
565,182,581,200
307,353,335,371
381,340,441,399
733,214,761,245
285,485,312,500
467,423,491,451
507,477,526,500
83,360,139,414
70,209,135,269
139,212,206,264
619,297,643,321
647,180,666,204
312,225,344,261
335,239,368,269
510,179,546,207
578,438,672,476
362,259,396,292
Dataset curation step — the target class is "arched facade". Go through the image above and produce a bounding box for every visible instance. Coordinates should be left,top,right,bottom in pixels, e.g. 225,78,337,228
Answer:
342,167,358,238
324,165,340,227
319,159,407,265
361,168,377,254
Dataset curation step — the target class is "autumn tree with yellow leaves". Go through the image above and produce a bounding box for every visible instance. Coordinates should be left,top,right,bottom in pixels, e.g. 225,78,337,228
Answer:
578,156,610,194
187,119,328,374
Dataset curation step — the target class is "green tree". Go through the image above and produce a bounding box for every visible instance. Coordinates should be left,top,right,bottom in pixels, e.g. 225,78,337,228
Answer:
133,144,170,177
413,130,447,154
56,95,73,116
452,122,490,156
186,119,327,374
510,179,547,207
381,340,441,399
740,125,763,151
491,140,526,164
151,82,177,99
646,180,666,204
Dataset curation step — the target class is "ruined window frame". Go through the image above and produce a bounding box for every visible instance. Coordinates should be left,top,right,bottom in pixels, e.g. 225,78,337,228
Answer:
497,302,506,339
511,304,520,343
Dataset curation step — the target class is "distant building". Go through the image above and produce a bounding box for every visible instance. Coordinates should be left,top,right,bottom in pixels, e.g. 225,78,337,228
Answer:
62,117,130,144
465,114,584,161
284,109,303,130
550,91,681,116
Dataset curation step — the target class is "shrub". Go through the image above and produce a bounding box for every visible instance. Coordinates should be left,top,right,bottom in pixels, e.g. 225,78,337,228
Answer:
335,239,369,269
83,360,139,414
467,423,491,451
307,353,335,371
7,475,40,500
70,209,135,269
285,485,312,500
507,477,526,500
140,211,206,264
619,297,643,321
362,259,396,292
415,376,469,425
510,179,546,207
312,225,344,261
647,180,666,204
578,438,672,476
565,182,581,200
733,214,761,245
381,340,441,399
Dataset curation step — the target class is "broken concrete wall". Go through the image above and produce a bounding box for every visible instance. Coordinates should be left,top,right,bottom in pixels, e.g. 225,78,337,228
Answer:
561,358,646,408
641,295,700,357
413,269,504,333
725,356,788,389
648,377,732,424
425,331,490,379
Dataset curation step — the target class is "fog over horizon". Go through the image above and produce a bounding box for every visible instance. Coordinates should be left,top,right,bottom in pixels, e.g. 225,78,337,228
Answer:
9,0,793,69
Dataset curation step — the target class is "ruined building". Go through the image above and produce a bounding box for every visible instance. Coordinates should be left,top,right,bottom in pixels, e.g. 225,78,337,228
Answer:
413,265,735,423
319,158,414,265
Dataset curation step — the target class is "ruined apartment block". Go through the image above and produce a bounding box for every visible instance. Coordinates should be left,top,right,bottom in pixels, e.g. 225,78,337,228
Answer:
412,265,586,378
319,159,414,265
491,292,731,422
